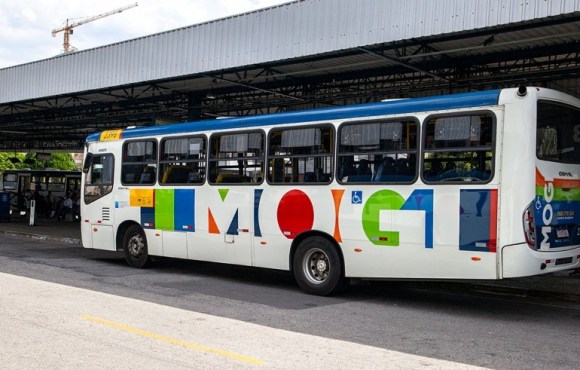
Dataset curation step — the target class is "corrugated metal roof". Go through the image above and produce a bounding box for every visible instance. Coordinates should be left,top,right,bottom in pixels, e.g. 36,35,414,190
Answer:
1,0,580,104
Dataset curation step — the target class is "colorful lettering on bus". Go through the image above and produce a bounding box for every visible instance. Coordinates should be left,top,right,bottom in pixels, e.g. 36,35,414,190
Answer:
123,186,504,254
534,168,580,250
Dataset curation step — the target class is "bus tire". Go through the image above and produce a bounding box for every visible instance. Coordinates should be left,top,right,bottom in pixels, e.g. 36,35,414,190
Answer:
122,224,151,268
293,236,345,296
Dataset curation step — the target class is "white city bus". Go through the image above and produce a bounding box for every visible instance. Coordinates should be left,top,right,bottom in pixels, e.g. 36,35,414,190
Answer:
81,86,580,295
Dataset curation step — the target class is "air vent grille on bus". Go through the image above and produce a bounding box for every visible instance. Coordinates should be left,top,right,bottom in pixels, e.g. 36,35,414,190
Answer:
101,208,110,221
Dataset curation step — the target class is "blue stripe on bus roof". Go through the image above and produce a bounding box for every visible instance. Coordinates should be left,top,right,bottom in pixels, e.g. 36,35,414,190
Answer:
87,89,501,142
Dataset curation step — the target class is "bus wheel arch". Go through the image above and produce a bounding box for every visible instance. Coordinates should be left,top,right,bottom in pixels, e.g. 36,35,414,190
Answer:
290,231,346,296
118,221,151,268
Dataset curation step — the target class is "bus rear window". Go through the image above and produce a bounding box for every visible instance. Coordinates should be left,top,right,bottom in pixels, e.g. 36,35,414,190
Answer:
537,101,580,164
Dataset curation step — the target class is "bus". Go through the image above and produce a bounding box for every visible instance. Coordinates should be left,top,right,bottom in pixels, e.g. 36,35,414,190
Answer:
1,169,81,215
81,86,580,295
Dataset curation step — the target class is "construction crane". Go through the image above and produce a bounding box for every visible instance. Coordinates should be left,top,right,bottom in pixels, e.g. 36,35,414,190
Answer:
51,3,138,53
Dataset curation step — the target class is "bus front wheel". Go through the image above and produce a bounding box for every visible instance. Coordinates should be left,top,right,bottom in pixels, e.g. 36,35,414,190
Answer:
123,225,151,268
293,236,345,296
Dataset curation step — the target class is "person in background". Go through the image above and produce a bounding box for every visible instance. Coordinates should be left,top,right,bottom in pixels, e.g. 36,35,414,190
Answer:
73,195,81,221
57,192,73,222
46,191,56,218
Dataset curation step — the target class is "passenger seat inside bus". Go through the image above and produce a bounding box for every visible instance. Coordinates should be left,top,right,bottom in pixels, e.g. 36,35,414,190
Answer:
304,172,317,182
373,157,396,182
348,159,373,182
139,167,156,184
162,166,190,184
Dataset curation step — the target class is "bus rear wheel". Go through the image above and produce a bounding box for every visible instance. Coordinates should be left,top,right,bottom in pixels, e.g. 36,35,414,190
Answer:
123,225,151,268
293,236,345,296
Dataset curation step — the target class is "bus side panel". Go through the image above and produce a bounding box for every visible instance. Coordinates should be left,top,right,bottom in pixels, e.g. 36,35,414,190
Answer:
496,92,536,277
219,187,253,266
254,187,337,271
81,217,93,249
144,229,163,256
186,186,226,264
84,194,117,251
91,225,115,252
340,185,498,280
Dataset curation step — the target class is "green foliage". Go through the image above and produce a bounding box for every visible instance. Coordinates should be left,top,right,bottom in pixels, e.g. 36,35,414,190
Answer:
46,153,78,171
0,153,25,171
0,152,78,171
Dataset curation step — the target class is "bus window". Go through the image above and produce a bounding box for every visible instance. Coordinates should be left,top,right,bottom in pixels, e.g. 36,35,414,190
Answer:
31,175,46,191
422,113,494,183
338,119,417,184
82,153,93,174
121,140,157,185
47,176,65,192
268,125,334,184
84,154,114,204
208,131,264,185
537,101,580,164
66,176,81,194
159,135,206,185
2,173,18,191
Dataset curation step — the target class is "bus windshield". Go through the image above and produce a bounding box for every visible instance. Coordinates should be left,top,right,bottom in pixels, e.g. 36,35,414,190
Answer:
537,101,580,164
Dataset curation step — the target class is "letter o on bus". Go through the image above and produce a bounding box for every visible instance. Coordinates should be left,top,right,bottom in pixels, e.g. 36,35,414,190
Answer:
542,204,553,225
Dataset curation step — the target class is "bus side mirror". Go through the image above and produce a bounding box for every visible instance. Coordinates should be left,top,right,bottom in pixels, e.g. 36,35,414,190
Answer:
82,153,93,174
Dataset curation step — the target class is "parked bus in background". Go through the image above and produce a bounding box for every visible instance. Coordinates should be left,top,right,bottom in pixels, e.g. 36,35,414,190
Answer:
80,86,580,295
1,169,81,216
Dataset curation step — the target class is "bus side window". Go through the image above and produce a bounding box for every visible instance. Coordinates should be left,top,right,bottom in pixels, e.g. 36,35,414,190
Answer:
121,140,157,186
159,136,206,186
208,131,264,185
267,125,334,184
422,113,494,183
337,119,417,184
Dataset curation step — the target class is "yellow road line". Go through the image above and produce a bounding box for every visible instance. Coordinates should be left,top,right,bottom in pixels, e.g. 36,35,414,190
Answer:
81,314,265,366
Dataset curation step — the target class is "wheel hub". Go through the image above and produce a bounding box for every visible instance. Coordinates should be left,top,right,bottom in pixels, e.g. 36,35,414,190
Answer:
303,248,330,284
129,235,143,257
316,259,327,273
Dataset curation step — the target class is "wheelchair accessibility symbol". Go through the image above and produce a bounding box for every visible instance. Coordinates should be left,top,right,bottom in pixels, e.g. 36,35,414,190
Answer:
535,196,542,210
352,191,363,204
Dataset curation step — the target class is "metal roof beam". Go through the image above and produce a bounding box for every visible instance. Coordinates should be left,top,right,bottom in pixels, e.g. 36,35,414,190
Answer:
356,47,450,83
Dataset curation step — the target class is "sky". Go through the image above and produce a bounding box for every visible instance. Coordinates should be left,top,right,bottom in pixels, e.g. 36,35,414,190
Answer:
0,0,292,69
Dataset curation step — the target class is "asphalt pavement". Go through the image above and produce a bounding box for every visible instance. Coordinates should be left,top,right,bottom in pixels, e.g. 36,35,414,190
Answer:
0,213,578,305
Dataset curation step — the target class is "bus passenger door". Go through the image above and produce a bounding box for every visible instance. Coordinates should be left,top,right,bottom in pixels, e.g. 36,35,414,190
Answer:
221,188,253,266
82,152,116,251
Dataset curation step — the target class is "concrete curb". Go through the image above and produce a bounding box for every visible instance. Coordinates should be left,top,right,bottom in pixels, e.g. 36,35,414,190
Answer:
0,230,81,245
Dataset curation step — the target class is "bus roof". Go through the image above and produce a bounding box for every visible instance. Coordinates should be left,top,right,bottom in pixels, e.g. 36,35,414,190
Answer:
87,89,501,143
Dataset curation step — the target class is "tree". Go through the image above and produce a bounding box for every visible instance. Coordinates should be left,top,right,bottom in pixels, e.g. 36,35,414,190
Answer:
46,153,78,171
0,153,25,171
0,152,78,171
